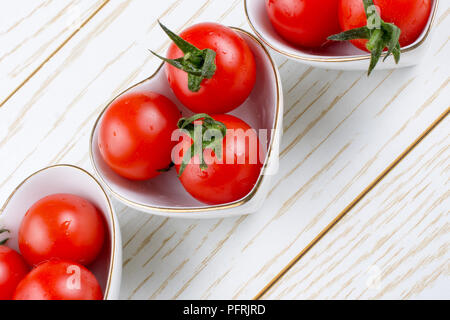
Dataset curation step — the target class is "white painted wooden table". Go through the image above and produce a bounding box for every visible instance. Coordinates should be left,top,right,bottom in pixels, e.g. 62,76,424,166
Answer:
0,0,448,300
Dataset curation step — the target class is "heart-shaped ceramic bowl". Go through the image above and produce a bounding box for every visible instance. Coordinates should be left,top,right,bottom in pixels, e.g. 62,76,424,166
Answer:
90,27,283,219
245,0,439,70
0,164,122,300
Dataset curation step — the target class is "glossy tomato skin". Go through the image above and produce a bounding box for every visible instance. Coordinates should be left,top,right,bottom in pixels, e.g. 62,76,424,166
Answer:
13,260,102,300
19,194,105,266
339,0,432,51
166,23,256,114
175,114,262,205
99,91,181,180
0,246,29,300
265,0,341,48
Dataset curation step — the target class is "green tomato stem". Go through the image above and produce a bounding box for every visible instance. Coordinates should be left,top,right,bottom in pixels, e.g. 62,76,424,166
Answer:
177,114,227,177
328,0,402,75
0,228,9,245
150,22,217,92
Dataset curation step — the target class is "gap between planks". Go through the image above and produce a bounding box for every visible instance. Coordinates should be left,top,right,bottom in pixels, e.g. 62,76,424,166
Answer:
254,107,450,300
0,0,111,108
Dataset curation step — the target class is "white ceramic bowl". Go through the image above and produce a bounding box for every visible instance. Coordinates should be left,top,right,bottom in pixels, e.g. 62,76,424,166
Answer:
245,0,439,70
90,27,283,219
0,164,122,300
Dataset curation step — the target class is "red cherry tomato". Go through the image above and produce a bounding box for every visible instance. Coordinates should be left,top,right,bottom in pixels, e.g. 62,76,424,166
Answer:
0,246,29,300
13,260,102,300
265,0,341,48
98,91,180,180
339,0,432,51
18,194,105,266
175,114,262,205
166,23,256,114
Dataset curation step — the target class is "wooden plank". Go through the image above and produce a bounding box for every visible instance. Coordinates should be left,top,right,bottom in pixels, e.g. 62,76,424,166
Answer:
0,0,107,106
0,0,448,299
263,116,449,299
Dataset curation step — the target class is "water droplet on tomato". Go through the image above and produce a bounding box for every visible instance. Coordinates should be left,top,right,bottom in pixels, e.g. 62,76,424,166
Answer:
61,220,71,232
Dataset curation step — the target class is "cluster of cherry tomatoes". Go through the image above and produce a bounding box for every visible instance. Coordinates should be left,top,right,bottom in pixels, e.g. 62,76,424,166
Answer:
266,0,431,49
266,0,432,73
98,22,263,205
0,194,106,300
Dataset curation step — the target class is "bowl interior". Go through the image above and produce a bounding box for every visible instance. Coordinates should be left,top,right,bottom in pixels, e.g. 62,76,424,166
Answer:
245,0,438,60
91,29,279,211
0,165,115,298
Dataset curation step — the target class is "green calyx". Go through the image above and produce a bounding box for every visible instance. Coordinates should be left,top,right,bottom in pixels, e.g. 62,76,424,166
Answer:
157,162,175,173
0,228,9,245
151,22,217,92
328,0,401,75
177,113,227,177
